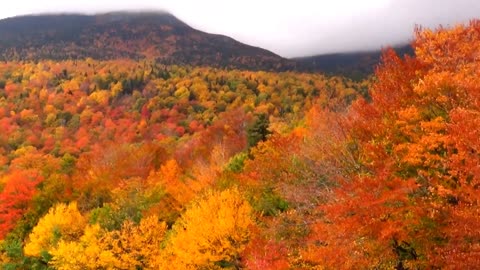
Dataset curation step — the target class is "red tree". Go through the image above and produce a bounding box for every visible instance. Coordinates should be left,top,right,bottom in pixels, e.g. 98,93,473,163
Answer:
0,172,43,239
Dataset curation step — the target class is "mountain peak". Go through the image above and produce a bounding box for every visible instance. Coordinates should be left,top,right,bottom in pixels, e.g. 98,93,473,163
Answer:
0,13,293,70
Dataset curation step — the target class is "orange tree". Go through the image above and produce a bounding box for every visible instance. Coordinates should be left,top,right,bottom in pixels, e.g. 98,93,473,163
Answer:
303,21,480,268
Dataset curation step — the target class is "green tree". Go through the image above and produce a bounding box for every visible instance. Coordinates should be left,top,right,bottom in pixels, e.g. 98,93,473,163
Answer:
247,114,271,148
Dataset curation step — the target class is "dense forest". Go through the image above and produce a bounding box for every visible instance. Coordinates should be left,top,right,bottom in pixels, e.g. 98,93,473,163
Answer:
0,15,480,270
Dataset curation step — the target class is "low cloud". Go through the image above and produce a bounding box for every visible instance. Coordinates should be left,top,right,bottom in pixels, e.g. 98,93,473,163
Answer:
1,0,479,57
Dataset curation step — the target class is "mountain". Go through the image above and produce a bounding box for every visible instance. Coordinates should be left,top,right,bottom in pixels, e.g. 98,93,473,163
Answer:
0,12,294,70
295,45,414,79
0,12,413,75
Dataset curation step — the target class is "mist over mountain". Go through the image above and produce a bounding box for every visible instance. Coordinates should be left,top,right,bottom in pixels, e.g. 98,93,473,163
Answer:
1,0,479,57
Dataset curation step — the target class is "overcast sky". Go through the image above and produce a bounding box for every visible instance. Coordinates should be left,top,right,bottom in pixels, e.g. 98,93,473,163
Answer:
0,0,479,57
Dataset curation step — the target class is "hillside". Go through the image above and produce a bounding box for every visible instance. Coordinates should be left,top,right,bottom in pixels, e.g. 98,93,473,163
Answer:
1,10,479,270
0,58,366,269
0,12,412,76
0,12,294,70
295,45,414,79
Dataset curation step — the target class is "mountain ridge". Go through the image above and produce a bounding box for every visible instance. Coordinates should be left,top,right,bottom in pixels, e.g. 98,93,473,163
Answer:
0,12,294,71
0,12,412,76
294,44,414,78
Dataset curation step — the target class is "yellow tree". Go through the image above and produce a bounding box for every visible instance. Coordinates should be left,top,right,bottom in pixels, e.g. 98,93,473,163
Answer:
101,215,167,269
161,188,254,269
50,215,166,269
24,202,86,257
49,224,116,270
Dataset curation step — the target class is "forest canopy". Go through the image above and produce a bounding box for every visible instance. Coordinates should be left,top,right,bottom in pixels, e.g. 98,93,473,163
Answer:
1,20,480,269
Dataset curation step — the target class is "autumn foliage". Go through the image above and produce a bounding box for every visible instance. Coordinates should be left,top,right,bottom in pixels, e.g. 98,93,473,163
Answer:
301,21,480,268
2,20,480,269
0,172,42,239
